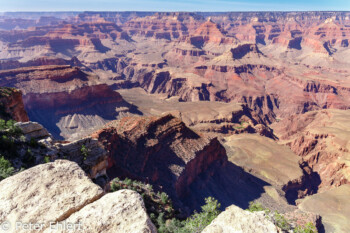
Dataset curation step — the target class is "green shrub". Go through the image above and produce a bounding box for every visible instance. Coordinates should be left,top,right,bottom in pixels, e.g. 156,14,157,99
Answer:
0,119,22,136
0,156,15,180
0,119,5,130
180,197,221,233
44,156,50,163
294,222,317,233
124,178,132,186
274,211,291,231
81,145,89,161
22,149,35,167
109,177,220,233
247,201,266,212
247,201,271,214
160,192,169,204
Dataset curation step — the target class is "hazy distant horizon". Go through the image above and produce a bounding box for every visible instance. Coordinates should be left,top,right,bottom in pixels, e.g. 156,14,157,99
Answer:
0,0,349,12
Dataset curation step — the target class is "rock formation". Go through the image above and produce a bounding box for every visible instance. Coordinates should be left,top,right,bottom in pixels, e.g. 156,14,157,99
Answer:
0,160,156,233
202,205,279,233
272,109,350,194
14,121,50,139
0,160,104,233
117,87,275,138
51,189,157,233
0,65,139,140
0,87,29,122
93,114,228,210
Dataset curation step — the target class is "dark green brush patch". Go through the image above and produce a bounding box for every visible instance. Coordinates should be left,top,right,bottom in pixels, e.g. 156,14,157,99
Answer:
109,177,221,233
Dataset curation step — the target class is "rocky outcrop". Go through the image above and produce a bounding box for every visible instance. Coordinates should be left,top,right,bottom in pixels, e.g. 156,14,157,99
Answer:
93,114,227,201
0,87,29,122
51,190,157,233
0,160,104,233
202,205,278,233
0,160,156,233
0,56,89,71
55,137,109,181
14,121,50,139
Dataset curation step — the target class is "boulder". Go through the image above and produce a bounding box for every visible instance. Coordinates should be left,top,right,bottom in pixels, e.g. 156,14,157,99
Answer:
0,160,104,233
47,190,157,233
0,160,156,233
15,121,50,139
202,205,278,233
56,137,109,180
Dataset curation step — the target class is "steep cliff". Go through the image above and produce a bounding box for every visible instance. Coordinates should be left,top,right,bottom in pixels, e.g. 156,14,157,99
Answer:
93,114,227,208
0,65,138,140
0,87,29,122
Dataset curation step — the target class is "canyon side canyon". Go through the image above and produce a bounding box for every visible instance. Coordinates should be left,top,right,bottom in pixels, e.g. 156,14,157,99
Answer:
1,11,350,232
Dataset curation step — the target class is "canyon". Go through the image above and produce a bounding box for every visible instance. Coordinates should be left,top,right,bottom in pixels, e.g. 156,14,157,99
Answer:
1,11,350,232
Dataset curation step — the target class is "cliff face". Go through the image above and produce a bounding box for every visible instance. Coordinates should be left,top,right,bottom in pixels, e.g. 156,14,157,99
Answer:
272,109,350,198
0,87,29,122
93,114,228,207
0,65,138,140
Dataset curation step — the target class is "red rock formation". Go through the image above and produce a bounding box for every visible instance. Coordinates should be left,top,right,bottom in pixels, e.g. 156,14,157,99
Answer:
0,87,29,122
273,110,350,195
0,65,134,139
0,56,88,71
122,12,203,40
93,114,228,208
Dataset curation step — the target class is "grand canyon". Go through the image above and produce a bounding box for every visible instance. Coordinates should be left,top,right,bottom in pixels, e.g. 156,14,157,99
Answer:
1,10,350,233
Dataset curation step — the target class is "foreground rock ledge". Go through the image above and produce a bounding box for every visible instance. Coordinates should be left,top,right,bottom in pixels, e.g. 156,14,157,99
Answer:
202,205,278,233
47,190,157,233
0,160,156,233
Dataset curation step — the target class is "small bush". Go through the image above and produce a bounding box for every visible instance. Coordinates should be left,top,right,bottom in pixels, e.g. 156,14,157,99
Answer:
44,156,50,163
0,119,22,136
294,222,317,233
124,178,132,186
22,149,36,167
109,178,220,233
180,197,221,233
160,192,169,204
0,156,15,181
247,201,266,212
274,211,291,231
80,145,89,161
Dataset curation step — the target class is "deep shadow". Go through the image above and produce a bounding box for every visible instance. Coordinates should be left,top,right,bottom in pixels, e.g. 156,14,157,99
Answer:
283,162,322,205
288,37,302,50
182,161,271,212
49,39,76,56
